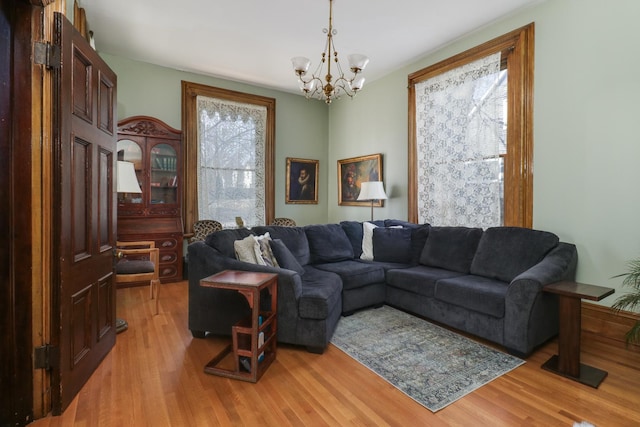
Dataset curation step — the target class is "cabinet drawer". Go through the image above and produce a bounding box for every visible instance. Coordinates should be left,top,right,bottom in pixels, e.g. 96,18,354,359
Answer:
160,265,178,279
159,250,178,264
157,237,178,249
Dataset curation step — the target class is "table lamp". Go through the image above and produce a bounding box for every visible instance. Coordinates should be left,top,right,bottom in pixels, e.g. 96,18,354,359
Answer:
357,181,388,221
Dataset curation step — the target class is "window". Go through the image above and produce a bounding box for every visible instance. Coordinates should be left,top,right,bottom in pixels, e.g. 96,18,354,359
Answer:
182,82,275,232
408,23,534,228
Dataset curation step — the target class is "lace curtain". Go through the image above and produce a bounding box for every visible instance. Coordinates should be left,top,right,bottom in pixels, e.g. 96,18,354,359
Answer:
197,96,267,228
415,52,506,228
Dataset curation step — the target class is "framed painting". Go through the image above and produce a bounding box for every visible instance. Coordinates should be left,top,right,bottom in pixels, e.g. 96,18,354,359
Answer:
286,157,319,204
337,153,383,206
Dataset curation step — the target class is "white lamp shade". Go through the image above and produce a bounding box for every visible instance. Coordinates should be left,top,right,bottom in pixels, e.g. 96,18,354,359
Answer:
357,181,387,201
117,161,142,193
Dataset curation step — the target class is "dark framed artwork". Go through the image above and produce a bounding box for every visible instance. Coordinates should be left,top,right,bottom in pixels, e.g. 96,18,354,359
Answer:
286,157,319,204
337,153,383,206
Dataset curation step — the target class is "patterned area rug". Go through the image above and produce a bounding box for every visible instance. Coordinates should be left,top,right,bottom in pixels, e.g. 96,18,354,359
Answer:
330,305,525,412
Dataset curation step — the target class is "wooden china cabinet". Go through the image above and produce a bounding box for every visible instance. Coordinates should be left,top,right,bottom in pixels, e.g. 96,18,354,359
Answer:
117,116,183,284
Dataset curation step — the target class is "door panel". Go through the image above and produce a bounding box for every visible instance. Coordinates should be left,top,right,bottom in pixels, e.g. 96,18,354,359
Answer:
52,12,117,414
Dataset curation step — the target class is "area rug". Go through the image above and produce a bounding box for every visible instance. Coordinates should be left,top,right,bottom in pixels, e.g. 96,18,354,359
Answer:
330,306,524,412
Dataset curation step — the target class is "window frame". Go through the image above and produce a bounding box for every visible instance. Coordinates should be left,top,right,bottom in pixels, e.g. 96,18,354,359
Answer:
408,23,534,228
181,81,276,235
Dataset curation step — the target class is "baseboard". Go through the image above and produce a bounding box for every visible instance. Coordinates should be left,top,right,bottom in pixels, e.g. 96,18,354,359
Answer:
582,301,640,351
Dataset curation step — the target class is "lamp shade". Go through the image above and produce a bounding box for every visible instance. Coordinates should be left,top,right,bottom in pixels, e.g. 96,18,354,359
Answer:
117,161,142,194
357,181,387,201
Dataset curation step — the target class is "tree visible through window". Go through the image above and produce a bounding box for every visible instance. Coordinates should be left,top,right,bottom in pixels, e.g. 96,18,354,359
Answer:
182,82,275,234
408,24,534,228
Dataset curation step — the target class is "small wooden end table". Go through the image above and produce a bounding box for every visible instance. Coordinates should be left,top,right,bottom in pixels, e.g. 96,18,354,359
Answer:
200,270,278,383
541,281,614,388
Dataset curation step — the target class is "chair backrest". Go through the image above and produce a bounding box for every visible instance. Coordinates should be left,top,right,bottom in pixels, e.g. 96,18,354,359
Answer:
190,220,223,243
271,217,297,227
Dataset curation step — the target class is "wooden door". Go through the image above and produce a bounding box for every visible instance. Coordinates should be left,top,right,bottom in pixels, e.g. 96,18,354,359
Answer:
51,12,117,414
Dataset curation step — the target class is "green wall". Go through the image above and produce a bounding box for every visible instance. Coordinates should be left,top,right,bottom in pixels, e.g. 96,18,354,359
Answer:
104,0,640,304
101,53,330,227
329,0,640,302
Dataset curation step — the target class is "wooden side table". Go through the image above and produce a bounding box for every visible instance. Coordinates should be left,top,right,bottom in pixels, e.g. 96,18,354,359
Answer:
200,270,278,383
541,281,614,388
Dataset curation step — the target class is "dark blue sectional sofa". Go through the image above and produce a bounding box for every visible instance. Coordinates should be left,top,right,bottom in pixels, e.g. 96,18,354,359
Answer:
187,220,577,357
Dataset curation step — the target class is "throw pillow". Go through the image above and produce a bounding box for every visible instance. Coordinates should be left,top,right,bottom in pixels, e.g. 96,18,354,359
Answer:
255,233,279,268
360,222,378,261
234,235,264,265
373,227,412,263
270,239,305,275
361,222,402,261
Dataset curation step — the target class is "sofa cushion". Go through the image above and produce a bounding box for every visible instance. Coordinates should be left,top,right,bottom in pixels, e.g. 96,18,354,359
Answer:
234,235,266,265
314,260,385,290
205,228,254,258
373,227,412,263
434,275,509,318
386,265,465,298
269,239,304,274
410,224,431,264
419,226,483,273
297,267,343,320
470,227,560,283
251,225,311,266
305,224,354,263
340,221,365,258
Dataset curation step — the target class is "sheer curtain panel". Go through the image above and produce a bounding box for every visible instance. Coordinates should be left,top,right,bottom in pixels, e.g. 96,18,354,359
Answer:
415,52,505,228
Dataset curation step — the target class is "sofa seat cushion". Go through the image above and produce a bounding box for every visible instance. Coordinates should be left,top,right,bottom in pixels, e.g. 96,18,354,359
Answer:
251,225,311,266
434,275,509,318
313,260,385,290
386,266,466,298
297,267,343,320
420,226,483,273
470,226,560,283
305,223,354,263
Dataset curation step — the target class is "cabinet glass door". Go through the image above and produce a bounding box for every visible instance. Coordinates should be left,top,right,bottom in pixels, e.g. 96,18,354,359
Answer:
150,143,178,205
117,139,143,204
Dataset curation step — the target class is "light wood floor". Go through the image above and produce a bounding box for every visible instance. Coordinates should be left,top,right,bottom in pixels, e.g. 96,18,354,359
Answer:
33,281,640,426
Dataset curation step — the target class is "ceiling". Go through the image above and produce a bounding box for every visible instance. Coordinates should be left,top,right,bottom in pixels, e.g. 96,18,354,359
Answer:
80,0,541,95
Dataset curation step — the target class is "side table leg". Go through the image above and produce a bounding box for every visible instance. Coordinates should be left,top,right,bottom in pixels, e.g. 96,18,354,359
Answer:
557,295,581,378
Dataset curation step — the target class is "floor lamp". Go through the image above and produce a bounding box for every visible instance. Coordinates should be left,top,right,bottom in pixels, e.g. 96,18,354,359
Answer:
115,161,143,333
357,181,388,221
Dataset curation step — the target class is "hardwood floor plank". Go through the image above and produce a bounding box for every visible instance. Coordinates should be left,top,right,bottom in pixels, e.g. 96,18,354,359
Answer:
31,281,640,426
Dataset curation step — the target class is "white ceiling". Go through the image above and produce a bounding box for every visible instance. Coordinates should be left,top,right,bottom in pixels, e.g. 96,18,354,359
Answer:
79,0,541,95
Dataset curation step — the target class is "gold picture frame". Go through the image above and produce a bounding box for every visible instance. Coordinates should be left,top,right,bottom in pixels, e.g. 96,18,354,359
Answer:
337,153,383,206
286,158,319,204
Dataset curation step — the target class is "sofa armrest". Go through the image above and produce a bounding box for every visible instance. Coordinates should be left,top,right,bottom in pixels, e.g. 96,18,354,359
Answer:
503,243,578,355
187,241,303,340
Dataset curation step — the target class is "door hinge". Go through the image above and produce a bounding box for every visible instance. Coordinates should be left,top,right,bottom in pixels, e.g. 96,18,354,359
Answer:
34,42,61,69
34,344,58,370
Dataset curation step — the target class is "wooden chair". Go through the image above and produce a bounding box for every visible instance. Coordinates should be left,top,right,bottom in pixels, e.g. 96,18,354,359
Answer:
270,217,297,226
115,241,161,315
190,220,223,243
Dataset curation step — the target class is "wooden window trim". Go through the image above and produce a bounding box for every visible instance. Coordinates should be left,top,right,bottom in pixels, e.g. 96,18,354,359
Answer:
181,81,276,235
407,23,534,227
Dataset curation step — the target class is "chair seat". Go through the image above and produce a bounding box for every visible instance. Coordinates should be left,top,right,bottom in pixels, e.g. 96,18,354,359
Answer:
116,260,155,275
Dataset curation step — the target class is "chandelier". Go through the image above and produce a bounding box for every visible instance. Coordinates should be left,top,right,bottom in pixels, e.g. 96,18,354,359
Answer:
291,0,369,104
